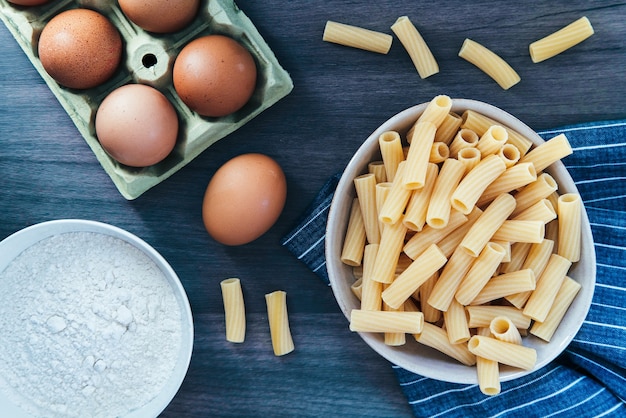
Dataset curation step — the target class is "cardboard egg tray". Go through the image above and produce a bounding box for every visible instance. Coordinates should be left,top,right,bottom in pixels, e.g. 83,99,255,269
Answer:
0,0,293,199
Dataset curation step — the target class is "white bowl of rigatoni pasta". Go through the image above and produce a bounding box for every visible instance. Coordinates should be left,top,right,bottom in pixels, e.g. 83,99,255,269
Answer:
325,95,595,394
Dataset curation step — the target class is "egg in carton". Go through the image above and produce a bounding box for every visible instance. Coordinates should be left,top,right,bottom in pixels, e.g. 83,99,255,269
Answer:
0,0,294,199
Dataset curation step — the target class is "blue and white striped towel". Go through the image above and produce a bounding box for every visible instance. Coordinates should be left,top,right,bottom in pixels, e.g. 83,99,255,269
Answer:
282,119,626,416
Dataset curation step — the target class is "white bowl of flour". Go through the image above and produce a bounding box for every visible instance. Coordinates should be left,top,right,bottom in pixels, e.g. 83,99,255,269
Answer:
0,219,194,418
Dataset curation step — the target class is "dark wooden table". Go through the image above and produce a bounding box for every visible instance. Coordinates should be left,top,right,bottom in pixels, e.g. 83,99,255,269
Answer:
1,1,625,417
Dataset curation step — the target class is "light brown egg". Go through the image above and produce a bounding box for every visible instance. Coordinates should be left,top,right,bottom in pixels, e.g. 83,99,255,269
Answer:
95,84,179,167
173,35,257,117
38,9,122,89
202,154,287,246
118,0,200,33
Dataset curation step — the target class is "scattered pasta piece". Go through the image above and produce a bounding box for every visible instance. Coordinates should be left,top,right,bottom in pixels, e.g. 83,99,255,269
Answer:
265,290,295,356
458,38,521,90
391,16,439,78
220,278,246,343
323,20,393,54
529,17,594,63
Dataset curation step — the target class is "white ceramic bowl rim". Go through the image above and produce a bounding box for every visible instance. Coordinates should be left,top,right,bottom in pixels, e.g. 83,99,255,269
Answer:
325,99,596,384
0,219,194,417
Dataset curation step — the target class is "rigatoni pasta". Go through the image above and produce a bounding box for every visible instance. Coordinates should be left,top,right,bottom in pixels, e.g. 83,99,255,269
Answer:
340,198,367,266
557,193,582,262
458,38,521,90
529,17,594,63
340,96,585,394
391,16,439,79
220,278,246,343
323,20,393,54
350,309,424,334
265,290,294,356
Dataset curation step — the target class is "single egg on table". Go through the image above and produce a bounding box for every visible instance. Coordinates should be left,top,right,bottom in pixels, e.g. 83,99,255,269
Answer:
95,84,179,167
202,154,287,246
173,35,257,117
38,8,122,89
118,0,200,33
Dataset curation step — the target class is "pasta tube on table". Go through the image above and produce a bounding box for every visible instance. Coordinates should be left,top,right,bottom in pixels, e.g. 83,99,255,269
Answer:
529,17,594,63
323,20,393,54
458,38,521,90
220,278,246,343
265,290,295,356
391,16,439,79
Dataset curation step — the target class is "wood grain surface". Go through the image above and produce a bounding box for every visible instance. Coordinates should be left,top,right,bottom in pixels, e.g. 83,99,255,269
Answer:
1,1,625,417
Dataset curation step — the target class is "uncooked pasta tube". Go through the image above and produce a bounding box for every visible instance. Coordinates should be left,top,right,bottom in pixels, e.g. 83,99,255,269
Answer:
404,209,468,259
449,128,479,158
511,173,558,217
519,134,573,173
444,298,471,344
530,276,581,342
340,198,367,266
497,143,521,168
360,244,382,311
513,199,556,223
391,16,439,78
350,309,424,334
370,214,407,284
476,327,500,396
434,112,463,144
471,269,536,306
354,173,380,244
378,131,404,182
460,193,516,257
477,162,537,207
455,242,506,306
490,316,523,345
403,122,437,190
265,291,294,356
461,109,533,156
529,17,594,63
557,193,582,262
417,95,453,128
368,160,387,183
458,38,521,90
415,322,476,366
323,20,393,54
451,155,506,215
381,244,447,309
457,147,481,173
220,278,246,343
476,125,508,157
523,254,572,322
466,305,531,330
379,162,412,225
468,335,536,370
426,158,465,229
403,163,438,231
492,220,545,244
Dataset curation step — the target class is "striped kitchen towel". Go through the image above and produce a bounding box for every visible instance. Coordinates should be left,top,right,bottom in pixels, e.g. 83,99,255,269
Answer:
282,119,626,416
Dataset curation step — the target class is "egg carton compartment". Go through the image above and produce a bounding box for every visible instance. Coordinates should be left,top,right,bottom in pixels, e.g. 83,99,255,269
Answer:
0,0,294,199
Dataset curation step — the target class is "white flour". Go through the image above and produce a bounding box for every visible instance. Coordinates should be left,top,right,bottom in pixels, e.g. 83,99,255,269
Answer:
0,232,183,417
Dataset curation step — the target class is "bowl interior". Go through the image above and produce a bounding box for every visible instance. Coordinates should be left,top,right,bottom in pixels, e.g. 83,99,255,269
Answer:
0,219,194,417
326,99,596,384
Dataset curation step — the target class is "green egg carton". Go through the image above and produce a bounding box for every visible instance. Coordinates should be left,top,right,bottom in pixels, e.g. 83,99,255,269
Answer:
0,0,293,200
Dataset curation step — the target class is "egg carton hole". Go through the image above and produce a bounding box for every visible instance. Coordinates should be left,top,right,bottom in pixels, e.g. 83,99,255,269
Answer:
142,53,158,69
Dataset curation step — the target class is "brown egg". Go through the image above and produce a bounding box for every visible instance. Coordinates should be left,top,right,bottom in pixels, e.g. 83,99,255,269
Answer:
118,0,200,33
202,154,287,246
173,35,257,117
7,0,50,5
38,9,122,90
95,84,179,167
